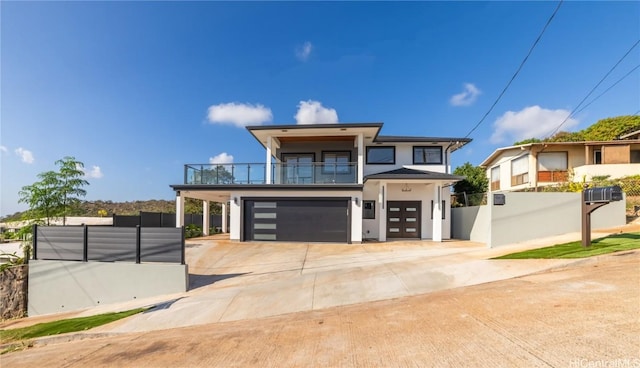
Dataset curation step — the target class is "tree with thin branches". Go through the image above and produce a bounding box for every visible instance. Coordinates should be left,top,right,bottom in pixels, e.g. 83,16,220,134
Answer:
18,156,89,225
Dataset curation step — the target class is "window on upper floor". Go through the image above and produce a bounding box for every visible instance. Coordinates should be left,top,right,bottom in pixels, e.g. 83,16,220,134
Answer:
281,153,315,184
322,151,351,174
511,155,529,186
490,167,500,191
366,146,395,164
537,152,568,182
413,146,442,165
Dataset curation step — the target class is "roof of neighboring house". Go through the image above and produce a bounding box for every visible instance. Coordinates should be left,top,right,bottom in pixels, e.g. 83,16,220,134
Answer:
364,167,465,182
246,122,472,151
619,128,640,140
480,139,640,167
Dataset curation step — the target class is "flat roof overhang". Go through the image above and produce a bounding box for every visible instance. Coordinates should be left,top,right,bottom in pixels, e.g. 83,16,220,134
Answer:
246,122,473,151
170,184,364,202
247,123,384,149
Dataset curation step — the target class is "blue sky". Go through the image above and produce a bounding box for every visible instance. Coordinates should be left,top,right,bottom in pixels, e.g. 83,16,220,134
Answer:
1,1,639,216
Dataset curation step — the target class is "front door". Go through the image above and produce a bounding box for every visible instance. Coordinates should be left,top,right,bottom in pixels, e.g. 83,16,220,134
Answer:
386,201,421,238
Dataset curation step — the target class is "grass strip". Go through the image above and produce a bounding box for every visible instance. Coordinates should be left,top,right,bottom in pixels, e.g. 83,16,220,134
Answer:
0,308,146,345
493,232,640,259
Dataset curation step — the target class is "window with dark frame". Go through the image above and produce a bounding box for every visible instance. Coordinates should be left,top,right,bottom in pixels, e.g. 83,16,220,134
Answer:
363,200,375,219
322,151,351,174
366,146,395,164
413,146,442,164
281,153,315,184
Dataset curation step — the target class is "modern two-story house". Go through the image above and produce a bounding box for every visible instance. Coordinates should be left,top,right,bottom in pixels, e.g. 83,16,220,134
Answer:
480,139,640,191
171,123,470,243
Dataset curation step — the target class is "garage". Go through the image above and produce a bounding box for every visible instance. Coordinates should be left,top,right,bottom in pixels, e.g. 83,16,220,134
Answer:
243,198,350,242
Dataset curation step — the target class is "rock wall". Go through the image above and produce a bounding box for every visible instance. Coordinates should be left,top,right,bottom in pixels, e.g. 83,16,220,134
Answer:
1,265,28,320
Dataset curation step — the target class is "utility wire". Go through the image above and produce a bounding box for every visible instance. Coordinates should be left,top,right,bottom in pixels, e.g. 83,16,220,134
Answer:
544,38,640,139
463,0,564,139
573,63,640,116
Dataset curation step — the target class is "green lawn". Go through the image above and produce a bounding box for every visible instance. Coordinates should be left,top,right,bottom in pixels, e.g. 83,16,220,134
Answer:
493,232,640,259
0,308,146,347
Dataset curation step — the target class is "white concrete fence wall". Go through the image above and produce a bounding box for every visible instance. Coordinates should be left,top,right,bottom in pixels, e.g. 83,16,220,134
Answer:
29,261,188,316
451,192,627,247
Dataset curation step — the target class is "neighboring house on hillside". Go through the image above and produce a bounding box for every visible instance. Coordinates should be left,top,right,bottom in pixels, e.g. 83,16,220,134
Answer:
171,122,470,243
480,139,640,191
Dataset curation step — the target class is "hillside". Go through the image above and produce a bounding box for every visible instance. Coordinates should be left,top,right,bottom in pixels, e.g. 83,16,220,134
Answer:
1,199,218,222
514,115,640,145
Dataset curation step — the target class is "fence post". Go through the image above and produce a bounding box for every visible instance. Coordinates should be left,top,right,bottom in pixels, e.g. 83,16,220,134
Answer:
83,225,88,262
181,226,186,265
136,225,141,264
32,224,38,260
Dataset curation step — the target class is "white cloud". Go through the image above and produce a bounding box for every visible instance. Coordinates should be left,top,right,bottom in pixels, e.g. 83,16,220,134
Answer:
209,152,234,164
294,100,339,125
15,147,34,164
295,41,313,61
450,83,482,106
490,105,578,144
0,145,7,153
85,166,104,179
207,102,273,128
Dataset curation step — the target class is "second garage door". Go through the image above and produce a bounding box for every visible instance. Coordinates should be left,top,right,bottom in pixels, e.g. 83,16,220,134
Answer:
243,199,350,242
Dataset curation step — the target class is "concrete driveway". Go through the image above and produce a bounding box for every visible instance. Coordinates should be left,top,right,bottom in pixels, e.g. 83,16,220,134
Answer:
61,233,586,334
3,247,638,368
4,226,632,334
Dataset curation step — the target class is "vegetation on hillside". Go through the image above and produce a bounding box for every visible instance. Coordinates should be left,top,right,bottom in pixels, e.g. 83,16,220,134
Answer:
2,199,221,223
514,115,640,145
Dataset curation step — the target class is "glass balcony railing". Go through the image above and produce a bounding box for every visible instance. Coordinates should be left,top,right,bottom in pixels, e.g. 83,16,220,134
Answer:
184,163,358,185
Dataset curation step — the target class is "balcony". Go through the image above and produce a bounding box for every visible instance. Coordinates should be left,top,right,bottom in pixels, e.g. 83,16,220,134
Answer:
184,162,359,185
572,163,640,182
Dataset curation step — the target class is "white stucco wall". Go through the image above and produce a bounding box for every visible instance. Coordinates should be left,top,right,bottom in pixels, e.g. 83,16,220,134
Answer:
573,163,640,181
362,183,380,239
451,192,627,247
363,143,448,177
363,182,452,241
28,260,188,316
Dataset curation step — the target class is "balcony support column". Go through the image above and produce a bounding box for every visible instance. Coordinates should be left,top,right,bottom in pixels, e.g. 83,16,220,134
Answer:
221,202,228,233
202,200,210,236
432,184,443,242
176,192,184,228
357,133,364,184
266,136,273,184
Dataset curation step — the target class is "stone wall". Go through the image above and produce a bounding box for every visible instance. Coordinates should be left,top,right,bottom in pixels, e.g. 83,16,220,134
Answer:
1,265,28,320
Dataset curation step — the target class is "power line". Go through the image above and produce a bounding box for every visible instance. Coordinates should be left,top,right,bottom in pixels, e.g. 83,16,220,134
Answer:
573,63,640,116
544,38,640,139
463,0,564,139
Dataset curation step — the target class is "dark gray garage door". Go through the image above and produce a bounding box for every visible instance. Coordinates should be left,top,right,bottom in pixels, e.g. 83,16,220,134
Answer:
243,199,349,242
